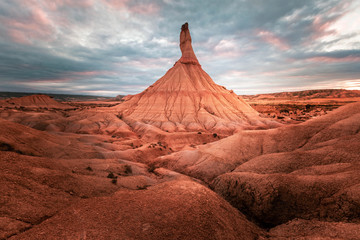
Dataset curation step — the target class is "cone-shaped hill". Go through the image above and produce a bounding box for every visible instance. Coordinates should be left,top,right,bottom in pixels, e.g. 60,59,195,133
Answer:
0,94,72,109
114,23,276,134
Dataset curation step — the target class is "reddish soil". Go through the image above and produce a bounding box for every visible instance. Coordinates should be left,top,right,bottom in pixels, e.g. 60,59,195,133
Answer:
242,89,360,123
1,23,360,239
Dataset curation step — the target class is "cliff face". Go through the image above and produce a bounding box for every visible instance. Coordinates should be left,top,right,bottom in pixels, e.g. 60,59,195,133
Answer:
114,23,274,133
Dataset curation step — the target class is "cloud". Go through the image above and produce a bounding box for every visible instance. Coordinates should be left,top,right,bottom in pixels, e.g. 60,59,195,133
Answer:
0,0,359,96
257,30,290,50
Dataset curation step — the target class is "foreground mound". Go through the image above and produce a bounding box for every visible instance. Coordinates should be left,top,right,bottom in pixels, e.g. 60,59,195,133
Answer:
113,23,276,134
11,180,263,240
0,150,201,239
0,94,73,109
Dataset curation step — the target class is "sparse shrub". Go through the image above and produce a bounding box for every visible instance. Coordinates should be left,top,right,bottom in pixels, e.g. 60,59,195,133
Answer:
0,142,14,151
213,133,218,138
197,132,202,134
124,165,132,175
85,166,93,171
111,178,117,184
0,142,23,154
107,172,115,178
137,185,148,190
148,165,157,173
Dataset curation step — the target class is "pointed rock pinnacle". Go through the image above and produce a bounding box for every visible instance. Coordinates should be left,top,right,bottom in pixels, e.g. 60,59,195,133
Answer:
179,22,200,65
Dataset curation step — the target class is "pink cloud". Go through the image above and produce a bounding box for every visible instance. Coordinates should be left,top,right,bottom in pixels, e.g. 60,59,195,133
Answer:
3,0,95,44
2,3,55,44
4,18,53,44
257,30,290,51
102,0,159,15
261,67,305,77
311,16,338,40
22,71,117,84
7,29,31,44
129,3,159,15
69,71,116,76
102,0,129,9
308,56,360,63
311,1,352,40
120,58,173,70
42,0,94,10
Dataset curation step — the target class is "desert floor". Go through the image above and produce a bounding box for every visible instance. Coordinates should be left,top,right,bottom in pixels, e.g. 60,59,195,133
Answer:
1,91,360,239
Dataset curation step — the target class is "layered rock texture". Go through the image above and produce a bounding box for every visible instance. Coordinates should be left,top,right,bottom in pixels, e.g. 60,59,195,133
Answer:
155,101,360,231
0,94,72,109
1,23,360,239
114,23,274,134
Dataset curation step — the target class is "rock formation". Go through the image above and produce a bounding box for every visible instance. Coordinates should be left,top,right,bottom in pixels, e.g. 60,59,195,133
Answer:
154,101,360,228
113,23,276,134
179,22,200,65
0,94,73,109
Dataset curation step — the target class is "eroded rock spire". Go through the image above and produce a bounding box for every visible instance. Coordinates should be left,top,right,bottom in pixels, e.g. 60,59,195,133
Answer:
179,22,200,65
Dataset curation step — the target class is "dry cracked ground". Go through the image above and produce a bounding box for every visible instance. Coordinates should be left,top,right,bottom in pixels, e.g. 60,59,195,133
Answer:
1,94,360,239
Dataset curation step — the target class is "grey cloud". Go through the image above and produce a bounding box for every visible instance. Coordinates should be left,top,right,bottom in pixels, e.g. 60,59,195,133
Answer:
0,0,359,96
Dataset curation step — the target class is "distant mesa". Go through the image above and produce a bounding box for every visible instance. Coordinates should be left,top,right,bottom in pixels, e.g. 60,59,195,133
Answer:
242,89,360,101
114,23,277,134
0,94,72,109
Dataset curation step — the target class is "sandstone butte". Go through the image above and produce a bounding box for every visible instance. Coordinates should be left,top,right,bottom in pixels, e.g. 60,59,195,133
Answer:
112,23,277,134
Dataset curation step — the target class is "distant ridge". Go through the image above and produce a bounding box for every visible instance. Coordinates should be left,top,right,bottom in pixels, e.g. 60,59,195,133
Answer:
242,89,360,100
0,94,73,109
0,92,114,102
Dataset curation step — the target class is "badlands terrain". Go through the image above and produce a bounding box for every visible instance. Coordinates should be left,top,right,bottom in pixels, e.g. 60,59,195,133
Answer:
1,23,360,239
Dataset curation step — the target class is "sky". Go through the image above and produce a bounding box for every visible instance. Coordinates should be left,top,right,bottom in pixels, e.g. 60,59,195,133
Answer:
0,0,360,96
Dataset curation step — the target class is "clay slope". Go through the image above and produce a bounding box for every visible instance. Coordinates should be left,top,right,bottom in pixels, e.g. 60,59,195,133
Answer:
0,94,73,109
268,219,360,239
0,150,205,239
153,102,360,229
155,102,360,182
242,89,360,100
113,23,275,134
10,180,263,240
0,118,102,159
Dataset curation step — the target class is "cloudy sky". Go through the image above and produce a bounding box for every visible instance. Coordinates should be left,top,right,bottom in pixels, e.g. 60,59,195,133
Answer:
0,0,359,96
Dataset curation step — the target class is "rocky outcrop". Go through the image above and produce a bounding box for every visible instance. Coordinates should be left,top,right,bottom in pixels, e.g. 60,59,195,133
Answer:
112,23,277,134
179,22,200,65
